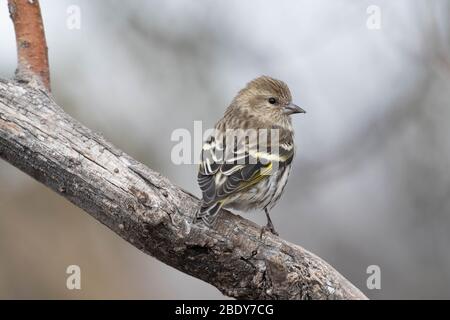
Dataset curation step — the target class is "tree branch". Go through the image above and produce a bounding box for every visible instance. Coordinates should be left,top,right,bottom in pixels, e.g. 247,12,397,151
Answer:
1,0,367,299
0,80,367,299
8,0,50,91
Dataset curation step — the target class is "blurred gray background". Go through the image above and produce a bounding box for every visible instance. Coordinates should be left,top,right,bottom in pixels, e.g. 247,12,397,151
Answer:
1,0,449,299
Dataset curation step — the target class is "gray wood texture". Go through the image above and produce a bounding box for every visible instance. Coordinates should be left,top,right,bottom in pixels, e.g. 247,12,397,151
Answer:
0,79,367,299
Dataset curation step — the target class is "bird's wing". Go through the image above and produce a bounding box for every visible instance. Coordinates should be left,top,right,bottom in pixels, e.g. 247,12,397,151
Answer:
197,134,294,222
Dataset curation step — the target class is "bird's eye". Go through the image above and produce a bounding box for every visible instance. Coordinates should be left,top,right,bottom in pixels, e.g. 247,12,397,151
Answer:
268,97,277,105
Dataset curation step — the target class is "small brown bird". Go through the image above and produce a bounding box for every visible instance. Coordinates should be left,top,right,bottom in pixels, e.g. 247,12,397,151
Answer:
197,76,305,235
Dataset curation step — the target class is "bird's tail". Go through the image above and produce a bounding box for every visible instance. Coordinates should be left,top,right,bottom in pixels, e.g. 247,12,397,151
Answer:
196,201,223,226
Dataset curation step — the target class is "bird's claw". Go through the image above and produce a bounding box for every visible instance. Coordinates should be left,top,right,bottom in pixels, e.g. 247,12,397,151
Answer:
260,224,279,238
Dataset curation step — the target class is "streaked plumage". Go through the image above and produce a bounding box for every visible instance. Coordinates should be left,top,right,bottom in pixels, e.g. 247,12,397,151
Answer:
196,76,305,235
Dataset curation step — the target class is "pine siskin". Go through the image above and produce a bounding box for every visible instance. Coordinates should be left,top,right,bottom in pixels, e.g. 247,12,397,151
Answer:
197,76,305,235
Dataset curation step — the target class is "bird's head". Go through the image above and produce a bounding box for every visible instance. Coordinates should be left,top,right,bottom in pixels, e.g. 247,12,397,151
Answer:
230,76,305,128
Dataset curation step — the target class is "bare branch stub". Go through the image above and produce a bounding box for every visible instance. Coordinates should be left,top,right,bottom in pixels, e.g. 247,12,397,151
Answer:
8,0,50,91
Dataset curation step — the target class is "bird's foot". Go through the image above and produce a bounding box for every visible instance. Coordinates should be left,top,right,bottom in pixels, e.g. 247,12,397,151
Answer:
259,224,279,238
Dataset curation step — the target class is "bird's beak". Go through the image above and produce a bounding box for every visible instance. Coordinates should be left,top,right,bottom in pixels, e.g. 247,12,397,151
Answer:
284,103,306,115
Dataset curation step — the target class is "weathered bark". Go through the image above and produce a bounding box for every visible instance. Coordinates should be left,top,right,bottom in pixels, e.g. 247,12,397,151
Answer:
2,0,367,300
0,79,367,299
7,0,50,91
